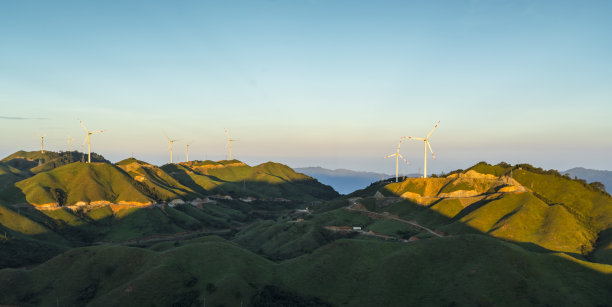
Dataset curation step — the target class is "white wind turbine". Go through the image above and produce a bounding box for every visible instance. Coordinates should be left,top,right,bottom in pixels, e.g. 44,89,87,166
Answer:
224,129,237,160
406,121,440,178
185,142,194,163
37,133,47,154
79,120,105,163
384,137,410,182
166,136,181,164
186,144,190,163
67,134,74,152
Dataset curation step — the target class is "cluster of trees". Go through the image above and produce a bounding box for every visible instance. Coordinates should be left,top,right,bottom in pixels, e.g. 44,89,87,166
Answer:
514,163,609,196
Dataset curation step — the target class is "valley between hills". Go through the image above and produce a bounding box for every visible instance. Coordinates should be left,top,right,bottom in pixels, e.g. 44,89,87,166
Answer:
1,150,611,306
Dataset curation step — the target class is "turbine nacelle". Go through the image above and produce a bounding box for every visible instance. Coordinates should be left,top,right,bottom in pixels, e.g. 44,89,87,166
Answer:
165,134,181,164
78,119,105,163
224,129,238,160
384,137,410,182
404,121,440,178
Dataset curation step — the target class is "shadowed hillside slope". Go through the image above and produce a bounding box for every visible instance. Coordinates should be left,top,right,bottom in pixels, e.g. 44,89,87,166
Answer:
1,235,611,306
162,160,339,201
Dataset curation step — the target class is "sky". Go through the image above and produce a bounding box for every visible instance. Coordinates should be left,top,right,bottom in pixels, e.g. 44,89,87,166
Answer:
1,0,611,175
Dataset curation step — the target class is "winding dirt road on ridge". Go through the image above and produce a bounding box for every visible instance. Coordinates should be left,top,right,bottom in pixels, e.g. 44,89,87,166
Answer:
345,197,443,238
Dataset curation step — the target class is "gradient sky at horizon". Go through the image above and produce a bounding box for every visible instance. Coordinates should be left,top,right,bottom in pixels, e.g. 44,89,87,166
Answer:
1,1,611,174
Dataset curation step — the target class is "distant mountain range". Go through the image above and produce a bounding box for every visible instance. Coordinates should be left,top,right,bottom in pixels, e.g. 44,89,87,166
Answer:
294,166,418,194
563,167,612,192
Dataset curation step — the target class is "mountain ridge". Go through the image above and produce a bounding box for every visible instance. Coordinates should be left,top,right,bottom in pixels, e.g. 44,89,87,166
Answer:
563,167,612,192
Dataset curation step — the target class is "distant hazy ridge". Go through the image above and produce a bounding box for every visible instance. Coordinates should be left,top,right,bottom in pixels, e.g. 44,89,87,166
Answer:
295,167,403,194
564,167,612,192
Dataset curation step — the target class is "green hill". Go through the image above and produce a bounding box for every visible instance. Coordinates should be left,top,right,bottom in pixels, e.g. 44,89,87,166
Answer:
351,162,612,256
116,158,198,201
163,160,339,201
0,161,29,192
1,234,611,306
2,150,109,175
2,159,612,305
13,162,152,207
0,155,340,268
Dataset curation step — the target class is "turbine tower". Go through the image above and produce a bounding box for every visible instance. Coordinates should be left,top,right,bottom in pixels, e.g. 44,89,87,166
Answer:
224,129,237,160
186,143,190,163
406,121,440,178
79,120,105,163
37,134,47,154
166,136,180,164
384,137,409,182
67,134,74,152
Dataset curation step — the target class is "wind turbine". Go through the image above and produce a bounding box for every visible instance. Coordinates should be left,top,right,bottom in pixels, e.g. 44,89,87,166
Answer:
224,129,237,160
166,136,180,164
67,134,74,152
185,143,191,163
79,120,105,163
37,133,47,154
384,137,410,182
406,121,440,178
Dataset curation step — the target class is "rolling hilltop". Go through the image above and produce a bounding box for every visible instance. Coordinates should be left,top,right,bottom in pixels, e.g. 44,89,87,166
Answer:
0,150,338,268
350,162,612,256
1,155,612,306
0,151,338,208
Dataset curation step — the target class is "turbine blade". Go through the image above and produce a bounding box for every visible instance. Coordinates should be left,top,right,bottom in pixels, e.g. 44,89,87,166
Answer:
427,141,436,160
79,119,88,133
224,128,230,139
398,154,410,165
91,130,104,134
406,137,425,141
426,121,440,139
384,153,396,159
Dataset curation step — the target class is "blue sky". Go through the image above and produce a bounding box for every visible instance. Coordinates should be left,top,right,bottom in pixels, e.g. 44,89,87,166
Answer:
1,0,611,174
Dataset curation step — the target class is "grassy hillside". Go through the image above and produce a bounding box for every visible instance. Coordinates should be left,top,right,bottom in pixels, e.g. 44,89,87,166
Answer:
233,220,349,260
1,234,611,306
279,235,612,307
352,162,612,256
116,158,198,201
1,160,612,305
14,162,152,206
0,162,28,192
163,160,339,201
0,203,70,268
2,150,108,174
